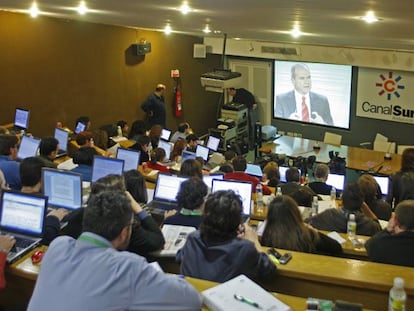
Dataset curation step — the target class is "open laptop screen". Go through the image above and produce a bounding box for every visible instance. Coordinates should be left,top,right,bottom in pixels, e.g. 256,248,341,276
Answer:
212,179,253,216
91,156,124,183
206,136,220,151
373,176,389,196
14,108,30,129
54,128,69,152
153,173,188,202
161,128,172,141
326,173,345,191
181,150,196,163
17,135,41,160
74,122,86,134
42,168,82,210
158,139,172,160
0,190,47,236
202,174,224,188
196,144,209,162
245,163,263,177
116,148,140,171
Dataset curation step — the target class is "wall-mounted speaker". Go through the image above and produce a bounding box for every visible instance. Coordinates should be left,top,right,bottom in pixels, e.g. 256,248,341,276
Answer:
132,42,151,55
193,44,206,58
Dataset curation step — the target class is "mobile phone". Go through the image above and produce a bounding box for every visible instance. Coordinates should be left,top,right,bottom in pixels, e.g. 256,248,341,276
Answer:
279,253,292,265
267,248,282,259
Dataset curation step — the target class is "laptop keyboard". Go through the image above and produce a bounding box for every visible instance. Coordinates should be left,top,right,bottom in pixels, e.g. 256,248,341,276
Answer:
11,237,34,252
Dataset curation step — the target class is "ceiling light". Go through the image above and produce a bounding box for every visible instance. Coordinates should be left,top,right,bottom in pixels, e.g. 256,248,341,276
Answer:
290,26,302,38
362,11,379,23
77,1,88,15
29,2,39,18
164,24,172,35
203,25,211,34
180,2,191,14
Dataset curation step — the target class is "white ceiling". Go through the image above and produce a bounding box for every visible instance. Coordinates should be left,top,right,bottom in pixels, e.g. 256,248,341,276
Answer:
1,0,414,51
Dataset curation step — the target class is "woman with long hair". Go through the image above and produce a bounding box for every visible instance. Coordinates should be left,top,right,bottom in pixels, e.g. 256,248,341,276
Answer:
261,195,342,255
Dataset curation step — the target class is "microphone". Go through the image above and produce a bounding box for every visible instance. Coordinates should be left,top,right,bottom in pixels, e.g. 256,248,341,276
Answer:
375,165,383,174
384,142,393,160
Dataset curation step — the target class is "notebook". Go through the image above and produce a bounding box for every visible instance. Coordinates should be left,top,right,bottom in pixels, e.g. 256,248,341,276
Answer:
206,135,220,152
211,179,253,219
17,135,41,160
373,175,389,196
11,108,30,132
42,168,82,210
54,127,69,157
245,163,263,177
158,139,173,160
74,121,86,134
161,128,172,141
91,156,124,183
149,173,188,210
0,190,48,263
202,174,224,189
326,173,345,191
202,274,291,311
116,148,140,171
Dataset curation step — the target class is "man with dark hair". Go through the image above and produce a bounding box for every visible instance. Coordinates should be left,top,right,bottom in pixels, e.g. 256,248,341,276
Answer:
171,122,190,143
310,182,381,236
185,134,198,153
141,83,166,128
366,200,414,267
129,135,151,164
29,191,201,311
71,131,99,181
0,134,21,190
38,137,59,168
177,190,276,283
116,120,129,137
224,155,272,195
277,167,316,197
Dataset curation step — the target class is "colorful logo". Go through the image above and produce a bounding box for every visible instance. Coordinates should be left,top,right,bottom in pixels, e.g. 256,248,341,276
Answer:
376,72,405,100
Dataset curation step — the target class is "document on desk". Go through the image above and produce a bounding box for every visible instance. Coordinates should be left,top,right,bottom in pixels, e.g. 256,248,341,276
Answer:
157,225,196,256
57,158,78,170
202,274,291,311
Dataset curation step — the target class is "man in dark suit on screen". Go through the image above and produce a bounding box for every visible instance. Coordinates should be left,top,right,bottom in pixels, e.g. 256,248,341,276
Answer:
275,63,333,126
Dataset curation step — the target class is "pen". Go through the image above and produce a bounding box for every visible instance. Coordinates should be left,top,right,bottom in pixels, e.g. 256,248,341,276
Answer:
234,294,262,309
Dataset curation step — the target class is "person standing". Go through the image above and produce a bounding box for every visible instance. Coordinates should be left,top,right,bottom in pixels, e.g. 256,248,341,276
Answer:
141,83,166,129
227,87,258,148
275,63,333,125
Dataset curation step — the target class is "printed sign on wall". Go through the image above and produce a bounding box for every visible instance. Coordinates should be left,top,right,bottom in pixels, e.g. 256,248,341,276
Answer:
357,68,414,124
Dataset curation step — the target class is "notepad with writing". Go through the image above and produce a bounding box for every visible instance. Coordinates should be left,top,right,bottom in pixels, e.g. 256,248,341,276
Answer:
202,274,291,311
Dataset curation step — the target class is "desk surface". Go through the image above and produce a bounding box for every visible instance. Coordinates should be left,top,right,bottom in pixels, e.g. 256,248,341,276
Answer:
261,135,401,175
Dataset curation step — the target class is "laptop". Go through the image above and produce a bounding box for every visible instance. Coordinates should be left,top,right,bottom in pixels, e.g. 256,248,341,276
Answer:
17,135,41,160
202,174,224,189
74,121,86,134
149,173,188,210
91,156,125,183
279,166,302,183
0,190,48,263
206,135,220,152
9,108,30,133
42,168,83,210
373,175,390,196
211,179,253,221
181,150,197,163
196,144,213,170
116,148,140,171
326,173,346,191
54,127,69,158
158,139,173,160
245,163,263,177
161,128,172,141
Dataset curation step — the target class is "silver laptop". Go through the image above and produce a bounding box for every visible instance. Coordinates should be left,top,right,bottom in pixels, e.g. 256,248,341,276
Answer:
42,168,83,210
17,135,41,160
54,127,69,158
161,128,172,141
116,148,140,172
206,136,220,152
245,163,263,177
326,173,345,191
211,179,253,220
91,156,125,183
0,190,48,263
373,175,390,196
202,174,224,189
150,173,188,210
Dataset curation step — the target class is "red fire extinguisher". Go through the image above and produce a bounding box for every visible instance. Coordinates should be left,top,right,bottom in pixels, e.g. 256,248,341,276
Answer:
174,79,182,118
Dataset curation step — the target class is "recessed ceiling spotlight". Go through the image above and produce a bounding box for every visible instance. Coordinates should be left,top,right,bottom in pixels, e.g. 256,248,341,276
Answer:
290,26,302,38
164,24,172,35
361,11,379,23
213,30,221,34
29,2,39,18
180,2,191,14
77,1,88,15
203,25,211,34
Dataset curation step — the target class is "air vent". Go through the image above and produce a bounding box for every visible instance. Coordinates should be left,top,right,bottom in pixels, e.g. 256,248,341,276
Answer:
261,46,300,55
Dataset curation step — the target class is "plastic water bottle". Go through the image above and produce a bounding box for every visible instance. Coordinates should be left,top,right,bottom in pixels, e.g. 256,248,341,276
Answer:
311,196,319,216
347,214,357,239
117,126,122,137
276,186,282,196
256,183,264,214
330,187,336,201
389,277,406,311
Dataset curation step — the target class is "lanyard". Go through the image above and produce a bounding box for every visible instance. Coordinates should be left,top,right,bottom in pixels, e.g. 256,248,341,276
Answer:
78,234,110,248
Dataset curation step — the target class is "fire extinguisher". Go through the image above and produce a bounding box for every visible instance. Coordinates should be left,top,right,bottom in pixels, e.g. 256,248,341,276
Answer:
175,80,182,118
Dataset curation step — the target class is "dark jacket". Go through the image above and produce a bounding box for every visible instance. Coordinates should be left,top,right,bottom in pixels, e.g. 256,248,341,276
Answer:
308,181,332,195
387,169,414,205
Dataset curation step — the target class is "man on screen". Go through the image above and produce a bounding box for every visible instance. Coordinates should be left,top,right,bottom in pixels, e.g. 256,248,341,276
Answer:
275,63,333,126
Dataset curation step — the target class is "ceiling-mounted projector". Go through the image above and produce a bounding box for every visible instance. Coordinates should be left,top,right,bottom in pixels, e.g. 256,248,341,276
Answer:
200,69,242,92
